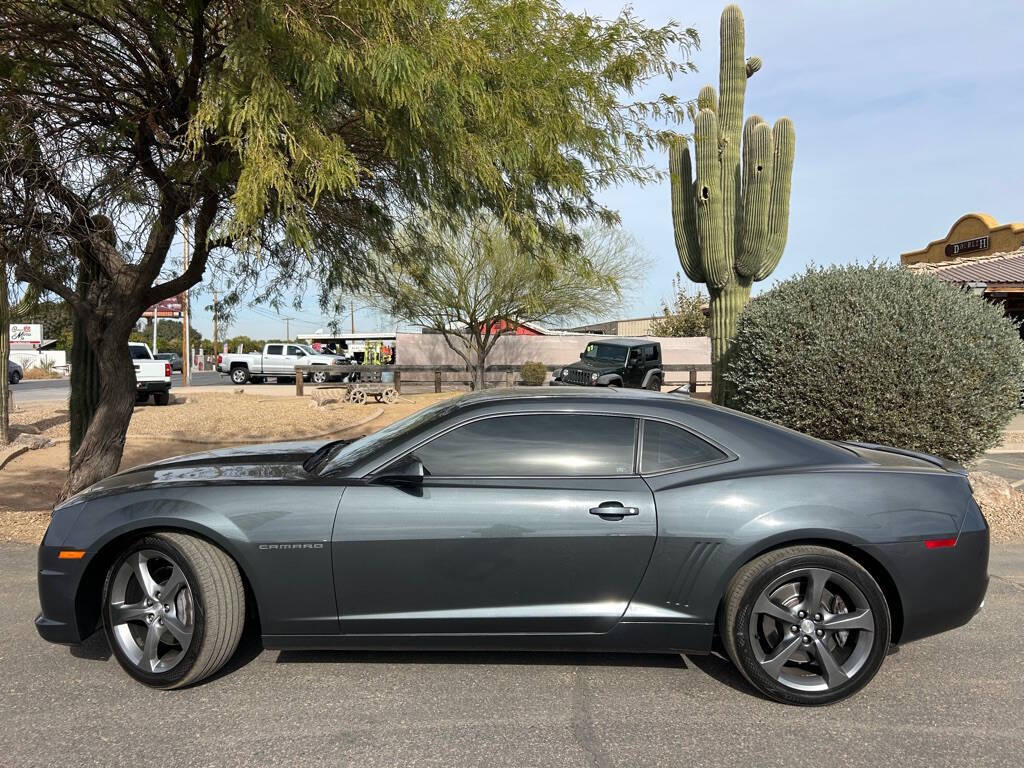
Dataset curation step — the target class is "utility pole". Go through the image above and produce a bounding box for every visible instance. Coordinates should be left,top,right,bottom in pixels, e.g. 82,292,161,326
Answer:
152,314,158,353
284,317,290,342
350,304,355,334
212,288,218,356
181,220,190,386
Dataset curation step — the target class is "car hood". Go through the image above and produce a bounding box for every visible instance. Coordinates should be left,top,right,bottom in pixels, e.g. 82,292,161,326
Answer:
61,440,343,506
565,358,622,374
306,354,343,365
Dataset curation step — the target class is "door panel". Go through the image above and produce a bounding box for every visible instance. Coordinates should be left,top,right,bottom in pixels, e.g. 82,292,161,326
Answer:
333,477,657,634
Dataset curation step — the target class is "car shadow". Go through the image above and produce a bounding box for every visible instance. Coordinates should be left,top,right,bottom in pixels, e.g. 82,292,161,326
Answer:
684,651,765,700
274,648,688,670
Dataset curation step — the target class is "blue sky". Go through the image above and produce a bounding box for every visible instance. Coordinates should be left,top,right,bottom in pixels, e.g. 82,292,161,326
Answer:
187,0,1024,342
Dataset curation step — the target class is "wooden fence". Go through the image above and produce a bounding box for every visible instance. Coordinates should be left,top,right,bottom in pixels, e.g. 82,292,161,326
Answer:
294,363,712,396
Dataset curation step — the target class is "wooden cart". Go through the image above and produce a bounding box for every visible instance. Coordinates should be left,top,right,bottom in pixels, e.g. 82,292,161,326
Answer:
343,381,399,404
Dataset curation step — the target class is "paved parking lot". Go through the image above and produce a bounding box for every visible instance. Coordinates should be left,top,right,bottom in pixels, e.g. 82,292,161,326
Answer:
2,542,1022,768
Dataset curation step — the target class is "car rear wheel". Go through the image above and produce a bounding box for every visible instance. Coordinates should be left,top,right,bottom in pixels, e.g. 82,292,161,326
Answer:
9,371,21,384
102,532,245,689
230,367,249,385
153,392,169,406
720,545,890,705
645,376,661,391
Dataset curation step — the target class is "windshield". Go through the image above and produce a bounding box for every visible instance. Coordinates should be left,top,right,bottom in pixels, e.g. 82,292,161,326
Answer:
298,344,316,355
319,396,462,475
581,343,627,363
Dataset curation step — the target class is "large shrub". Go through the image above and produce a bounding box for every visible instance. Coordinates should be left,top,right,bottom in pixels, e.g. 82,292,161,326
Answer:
725,263,1024,462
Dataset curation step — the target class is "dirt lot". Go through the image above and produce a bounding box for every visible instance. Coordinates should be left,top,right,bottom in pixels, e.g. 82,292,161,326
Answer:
0,390,456,542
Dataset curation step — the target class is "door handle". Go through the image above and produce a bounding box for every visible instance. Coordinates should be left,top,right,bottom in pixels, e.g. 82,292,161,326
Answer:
589,502,640,519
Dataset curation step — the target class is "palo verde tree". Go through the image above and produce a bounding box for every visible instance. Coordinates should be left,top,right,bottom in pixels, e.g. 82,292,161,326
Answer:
367,218,640,389
0,0,696,500
669,4,795,403
650,273,709,337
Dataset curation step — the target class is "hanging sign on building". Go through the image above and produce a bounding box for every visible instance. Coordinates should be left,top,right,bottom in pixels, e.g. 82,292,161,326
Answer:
945,236,989,258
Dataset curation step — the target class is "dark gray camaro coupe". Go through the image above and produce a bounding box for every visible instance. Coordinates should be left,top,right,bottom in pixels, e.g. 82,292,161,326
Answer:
37,388,988,704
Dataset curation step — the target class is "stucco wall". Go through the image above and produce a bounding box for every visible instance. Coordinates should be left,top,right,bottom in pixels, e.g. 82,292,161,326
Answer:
396,332,710,368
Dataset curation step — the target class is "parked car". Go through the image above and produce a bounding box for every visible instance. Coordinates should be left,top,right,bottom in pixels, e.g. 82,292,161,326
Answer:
216,343,346,385
129,342,172,405
7,359,23,385
154,352,183,373
36,388,988,704
553,338,663,389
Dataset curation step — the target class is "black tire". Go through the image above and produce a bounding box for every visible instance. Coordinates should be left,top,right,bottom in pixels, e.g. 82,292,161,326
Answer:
720,545,890,706
102,532,246,689
645,375,661,391
9,371,21,385
311,369,328,384
230,366,250,385
153,392,170,406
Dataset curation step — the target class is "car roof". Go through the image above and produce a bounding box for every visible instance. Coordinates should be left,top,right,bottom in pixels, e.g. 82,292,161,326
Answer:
450,386,699,408
581,337,658,347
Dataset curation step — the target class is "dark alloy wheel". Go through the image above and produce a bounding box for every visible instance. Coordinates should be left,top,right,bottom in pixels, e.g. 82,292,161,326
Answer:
102,533,245,689
721,545,890,705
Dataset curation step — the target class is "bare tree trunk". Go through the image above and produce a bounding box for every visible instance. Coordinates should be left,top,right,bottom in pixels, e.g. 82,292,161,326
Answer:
59,327,137,501
0,265,10,445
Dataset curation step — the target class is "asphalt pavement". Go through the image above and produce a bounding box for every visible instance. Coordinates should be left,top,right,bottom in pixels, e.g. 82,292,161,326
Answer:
1,541,1021,768
12,371,224,402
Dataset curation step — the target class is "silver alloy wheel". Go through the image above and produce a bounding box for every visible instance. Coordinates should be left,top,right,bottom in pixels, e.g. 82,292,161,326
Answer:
108,550,195,674
748,567,874,692
230,368,247,384
312,369,328,384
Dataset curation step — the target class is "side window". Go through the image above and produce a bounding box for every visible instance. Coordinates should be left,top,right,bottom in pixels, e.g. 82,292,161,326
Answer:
644,344,658,362
628,348,642,364
413,414,637,477
287,345,305,356
641,420,725,474
266,344,283,355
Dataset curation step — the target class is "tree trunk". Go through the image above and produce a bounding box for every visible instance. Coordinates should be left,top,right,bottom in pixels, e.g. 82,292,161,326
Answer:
69,263,101,457
708,279,751,405
0,265,10,445
59,327,137,501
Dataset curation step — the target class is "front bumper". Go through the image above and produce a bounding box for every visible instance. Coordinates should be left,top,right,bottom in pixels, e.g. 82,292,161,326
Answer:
36,543,92,645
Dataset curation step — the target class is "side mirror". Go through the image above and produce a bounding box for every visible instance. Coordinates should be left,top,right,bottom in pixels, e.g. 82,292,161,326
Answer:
372,455,427,487
579,352,585,359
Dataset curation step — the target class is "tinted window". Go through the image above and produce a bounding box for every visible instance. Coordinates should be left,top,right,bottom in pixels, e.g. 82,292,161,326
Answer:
288,345,305,356
414,414,636,477
644,344,658,361
129,345,151,360
266,345,283,355
641,420,725,473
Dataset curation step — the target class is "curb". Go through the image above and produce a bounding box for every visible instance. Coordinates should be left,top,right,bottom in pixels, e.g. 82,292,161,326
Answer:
125,406,386,446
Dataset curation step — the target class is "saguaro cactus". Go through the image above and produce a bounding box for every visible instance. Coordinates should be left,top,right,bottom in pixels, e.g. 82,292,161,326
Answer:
670,4,794,404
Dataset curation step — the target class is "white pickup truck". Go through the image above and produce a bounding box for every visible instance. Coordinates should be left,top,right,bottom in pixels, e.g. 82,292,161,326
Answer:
216,343,348,385
130,342,172,405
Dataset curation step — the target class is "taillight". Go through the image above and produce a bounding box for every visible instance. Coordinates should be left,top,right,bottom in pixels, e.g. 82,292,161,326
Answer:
165,363,172,377
925,538,957,549
217,354,222,365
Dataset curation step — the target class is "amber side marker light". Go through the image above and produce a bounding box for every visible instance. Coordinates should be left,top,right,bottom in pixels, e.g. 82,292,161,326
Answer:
57,550,86,559
924,538,957,549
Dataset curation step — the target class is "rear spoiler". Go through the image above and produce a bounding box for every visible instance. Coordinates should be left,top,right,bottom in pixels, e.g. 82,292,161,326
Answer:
834,441,968,476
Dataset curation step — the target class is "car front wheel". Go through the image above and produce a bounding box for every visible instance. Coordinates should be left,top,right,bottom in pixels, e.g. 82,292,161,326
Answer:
102,532,245,689
720,545,890,705
311,369,328,384
9,371,21,384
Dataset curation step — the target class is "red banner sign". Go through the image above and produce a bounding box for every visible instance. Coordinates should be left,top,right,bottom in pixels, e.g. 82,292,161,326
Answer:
142,294,184,319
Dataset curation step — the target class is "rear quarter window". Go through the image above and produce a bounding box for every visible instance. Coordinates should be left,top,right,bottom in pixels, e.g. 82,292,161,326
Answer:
641,419,725,474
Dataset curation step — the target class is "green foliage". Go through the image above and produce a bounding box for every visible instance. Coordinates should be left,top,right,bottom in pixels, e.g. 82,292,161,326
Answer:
367,218,639,388
725,264,1024,463
519,361,548,387
651,274,709,337
669,5,794,403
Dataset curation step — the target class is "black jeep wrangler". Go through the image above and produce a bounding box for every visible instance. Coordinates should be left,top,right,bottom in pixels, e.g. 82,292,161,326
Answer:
553,338,663,389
